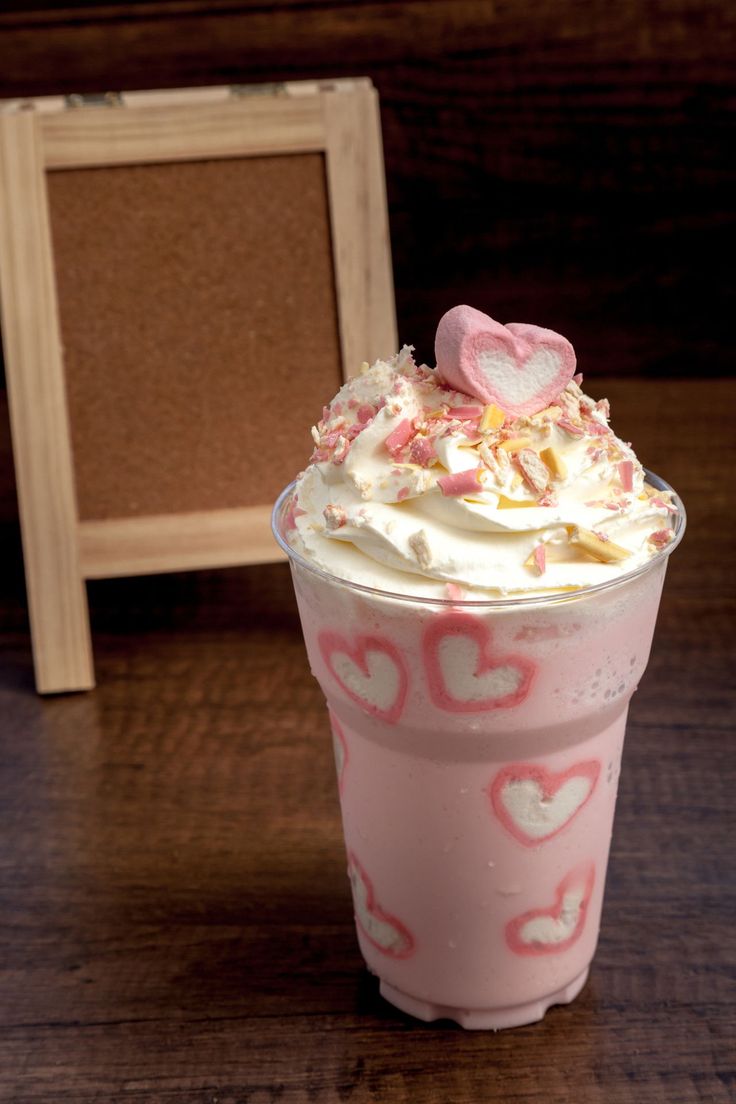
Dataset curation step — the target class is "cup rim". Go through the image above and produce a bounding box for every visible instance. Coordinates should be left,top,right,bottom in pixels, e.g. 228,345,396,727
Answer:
272,469,686,609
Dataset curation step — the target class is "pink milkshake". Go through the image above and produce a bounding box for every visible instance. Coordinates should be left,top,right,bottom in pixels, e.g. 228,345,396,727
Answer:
273,306,684,1029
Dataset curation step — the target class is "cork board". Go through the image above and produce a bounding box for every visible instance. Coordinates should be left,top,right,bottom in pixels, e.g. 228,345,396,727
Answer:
48,154,341,519
0,80,397,692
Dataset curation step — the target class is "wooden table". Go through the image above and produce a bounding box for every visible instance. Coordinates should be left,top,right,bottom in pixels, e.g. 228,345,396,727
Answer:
0,379,733,1103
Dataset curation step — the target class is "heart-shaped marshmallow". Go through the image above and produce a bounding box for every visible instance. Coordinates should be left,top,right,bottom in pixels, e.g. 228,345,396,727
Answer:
435,305,576,416
348,852,416,959
489,760,600,847
506,863,595,956
319,630,409,723
423,612,535,712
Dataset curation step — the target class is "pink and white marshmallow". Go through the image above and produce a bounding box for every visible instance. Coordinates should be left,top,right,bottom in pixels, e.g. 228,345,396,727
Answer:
434,305,576,417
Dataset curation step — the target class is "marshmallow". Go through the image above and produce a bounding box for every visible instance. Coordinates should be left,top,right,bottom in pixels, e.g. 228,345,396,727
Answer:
435,305,576,417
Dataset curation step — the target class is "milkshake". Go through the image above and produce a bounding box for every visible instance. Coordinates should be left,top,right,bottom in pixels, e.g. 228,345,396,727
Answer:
272,305,684,1029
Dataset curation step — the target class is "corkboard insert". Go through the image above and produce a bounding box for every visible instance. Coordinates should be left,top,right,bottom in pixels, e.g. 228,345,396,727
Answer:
47,153,341,521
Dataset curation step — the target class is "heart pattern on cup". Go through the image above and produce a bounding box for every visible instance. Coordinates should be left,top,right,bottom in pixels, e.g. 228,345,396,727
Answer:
328,709,348,795
319,631,409,723
423,612,535,712
506,863,595,956
489,760,600,847
435,304,576,417
347,852,416,959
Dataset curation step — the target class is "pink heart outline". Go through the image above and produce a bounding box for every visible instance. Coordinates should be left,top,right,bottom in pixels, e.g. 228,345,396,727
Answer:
328,708,349,796
435,305,576,416
318,630,409,723
506,862,596,957
423,612,535,713
489,760,601,847
347,851,416,960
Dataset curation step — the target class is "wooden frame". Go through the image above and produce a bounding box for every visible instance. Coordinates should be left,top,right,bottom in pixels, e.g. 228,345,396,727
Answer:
0,80,397,693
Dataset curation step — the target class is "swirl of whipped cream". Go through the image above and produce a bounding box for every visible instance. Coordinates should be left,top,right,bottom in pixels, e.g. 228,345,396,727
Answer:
288,347,676,598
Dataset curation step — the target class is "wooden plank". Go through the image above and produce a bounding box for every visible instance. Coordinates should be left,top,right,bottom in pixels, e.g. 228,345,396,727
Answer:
40,94,327,169
322,83,397,376
0,111,94,693
78,506,285,579
362,83,398,360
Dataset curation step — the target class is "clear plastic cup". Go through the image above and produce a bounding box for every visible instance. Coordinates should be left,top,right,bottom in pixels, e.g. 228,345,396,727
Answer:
272,472,685,1029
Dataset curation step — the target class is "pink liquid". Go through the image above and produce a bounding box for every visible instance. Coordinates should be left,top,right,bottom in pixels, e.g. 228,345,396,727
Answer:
289,554,669,1028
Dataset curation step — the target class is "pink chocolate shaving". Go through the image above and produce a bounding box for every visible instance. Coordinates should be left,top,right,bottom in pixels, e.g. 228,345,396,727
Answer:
437,468,483,497
618,460,634,492
649,528,672,548
449,405,484,420
557,418,585,438
356,404,375,424
321,431,339,448
534,544,546,574
516,448,549,494
323,504,347,530
556,391,581,420
385,418,415,457
410,437,437,466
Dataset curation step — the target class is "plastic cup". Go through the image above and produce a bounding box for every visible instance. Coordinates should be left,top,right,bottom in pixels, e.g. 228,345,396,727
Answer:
272,472,685,1029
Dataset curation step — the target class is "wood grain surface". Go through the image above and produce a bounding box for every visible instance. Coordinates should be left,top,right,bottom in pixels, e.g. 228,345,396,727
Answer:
0,377,734,1102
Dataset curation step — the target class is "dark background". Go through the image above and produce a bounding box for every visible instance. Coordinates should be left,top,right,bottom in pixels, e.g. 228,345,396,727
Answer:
0,0,734,378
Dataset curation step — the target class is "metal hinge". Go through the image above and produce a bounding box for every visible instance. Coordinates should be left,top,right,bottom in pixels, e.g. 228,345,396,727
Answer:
65,91,123,109
229,82,288,98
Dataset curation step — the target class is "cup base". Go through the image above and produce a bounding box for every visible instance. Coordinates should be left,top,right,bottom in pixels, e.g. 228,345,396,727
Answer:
378,965,590,1030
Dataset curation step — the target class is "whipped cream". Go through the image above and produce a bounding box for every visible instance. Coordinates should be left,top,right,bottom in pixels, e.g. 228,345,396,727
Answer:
287,347,676,598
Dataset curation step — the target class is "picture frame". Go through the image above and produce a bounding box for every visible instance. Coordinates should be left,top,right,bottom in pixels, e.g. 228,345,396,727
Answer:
0,79,397,692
